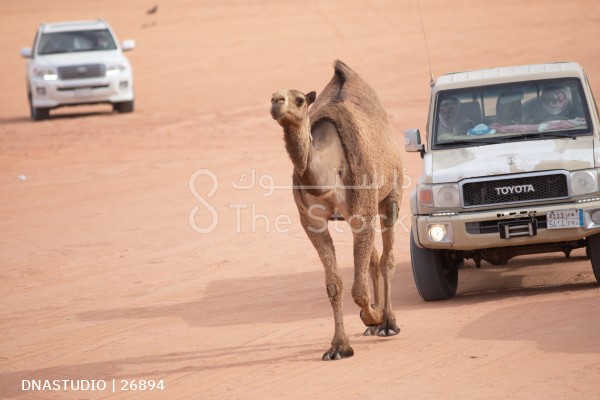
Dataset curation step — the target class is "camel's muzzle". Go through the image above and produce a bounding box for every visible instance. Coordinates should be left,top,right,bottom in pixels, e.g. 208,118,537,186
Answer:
270,94,287,121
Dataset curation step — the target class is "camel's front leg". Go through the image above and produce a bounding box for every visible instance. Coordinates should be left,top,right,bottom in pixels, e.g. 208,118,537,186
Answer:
299,208,353,361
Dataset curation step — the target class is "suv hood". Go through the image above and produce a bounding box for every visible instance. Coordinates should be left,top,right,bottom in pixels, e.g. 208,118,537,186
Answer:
428,137,595,183
34,51,126,67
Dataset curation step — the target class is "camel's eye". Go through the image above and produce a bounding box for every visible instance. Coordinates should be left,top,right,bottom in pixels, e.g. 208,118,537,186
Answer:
296,97,305,106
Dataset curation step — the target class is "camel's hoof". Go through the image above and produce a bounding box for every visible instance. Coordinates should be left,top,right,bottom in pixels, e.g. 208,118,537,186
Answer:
363,317,400,337
363,326,400,337
363,326,379,336
322,346,354,361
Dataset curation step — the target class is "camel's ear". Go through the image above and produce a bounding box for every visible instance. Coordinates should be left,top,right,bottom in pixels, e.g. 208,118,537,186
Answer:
306,91,317,106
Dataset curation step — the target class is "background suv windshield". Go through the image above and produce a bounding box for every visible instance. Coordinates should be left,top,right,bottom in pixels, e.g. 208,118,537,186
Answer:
38,29,116,55
433,78,592,148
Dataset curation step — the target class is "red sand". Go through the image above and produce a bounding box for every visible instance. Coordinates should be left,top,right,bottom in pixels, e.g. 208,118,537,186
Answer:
1,1,600,399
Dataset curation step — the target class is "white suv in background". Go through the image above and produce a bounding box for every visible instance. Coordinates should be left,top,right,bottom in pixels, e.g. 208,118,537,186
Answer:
20,19,135,121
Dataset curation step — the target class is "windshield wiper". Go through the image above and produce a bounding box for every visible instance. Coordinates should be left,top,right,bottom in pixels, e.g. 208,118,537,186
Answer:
436,137,507,147
517,132,578,140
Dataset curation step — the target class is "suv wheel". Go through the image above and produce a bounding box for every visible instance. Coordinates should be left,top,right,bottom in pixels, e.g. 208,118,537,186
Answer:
29,94,49,121
113,100,134,113
410,231,459,301
587,233,600,284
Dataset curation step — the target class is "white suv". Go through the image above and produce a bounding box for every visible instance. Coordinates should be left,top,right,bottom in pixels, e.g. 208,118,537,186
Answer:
20,19,135,120
405,62,600,300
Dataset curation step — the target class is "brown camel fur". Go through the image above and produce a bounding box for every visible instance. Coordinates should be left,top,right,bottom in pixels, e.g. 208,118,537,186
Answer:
270,60,403,360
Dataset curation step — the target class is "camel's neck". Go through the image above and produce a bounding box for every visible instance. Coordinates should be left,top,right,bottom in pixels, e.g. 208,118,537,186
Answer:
284,119,347,191
283,120,312,177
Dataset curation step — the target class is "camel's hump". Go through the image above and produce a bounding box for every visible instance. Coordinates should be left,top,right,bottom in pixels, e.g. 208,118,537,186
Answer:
312,60,384,117
326,60,367,104
333,59,356,85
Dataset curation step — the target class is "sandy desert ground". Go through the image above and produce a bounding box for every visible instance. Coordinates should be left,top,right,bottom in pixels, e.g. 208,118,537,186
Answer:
1,0,600,399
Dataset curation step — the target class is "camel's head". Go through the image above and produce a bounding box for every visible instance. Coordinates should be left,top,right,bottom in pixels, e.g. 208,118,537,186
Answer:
270,89,316,128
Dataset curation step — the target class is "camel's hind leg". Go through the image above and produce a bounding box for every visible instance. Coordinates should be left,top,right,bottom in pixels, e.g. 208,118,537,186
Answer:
299,210,353,361
363,247,383,336
350,214,385,328
366,194,401,337
369,246,381,306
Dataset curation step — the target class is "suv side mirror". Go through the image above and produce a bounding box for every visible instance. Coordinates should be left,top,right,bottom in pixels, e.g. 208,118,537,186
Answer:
121,39,135,51
404,129,425,158
20,47,32,59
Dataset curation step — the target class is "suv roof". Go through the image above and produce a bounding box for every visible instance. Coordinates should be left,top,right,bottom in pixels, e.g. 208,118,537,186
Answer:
40,19,109,33
434,62,585,91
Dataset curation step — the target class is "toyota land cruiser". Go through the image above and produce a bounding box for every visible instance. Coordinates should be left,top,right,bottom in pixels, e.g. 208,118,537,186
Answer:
405,62,600,300
20,19,135,121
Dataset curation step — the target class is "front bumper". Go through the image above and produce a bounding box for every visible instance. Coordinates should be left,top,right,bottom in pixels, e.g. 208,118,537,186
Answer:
30,72,134,108
412,198,600,250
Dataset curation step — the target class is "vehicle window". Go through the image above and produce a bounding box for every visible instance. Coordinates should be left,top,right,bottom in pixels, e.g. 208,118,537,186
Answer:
433,78,592,149
38,29,117,55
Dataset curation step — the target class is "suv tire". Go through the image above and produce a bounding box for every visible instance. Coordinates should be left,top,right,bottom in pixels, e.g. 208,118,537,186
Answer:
410,231,459,301
29,94,49,121
587,233,600,284
113,100,134,113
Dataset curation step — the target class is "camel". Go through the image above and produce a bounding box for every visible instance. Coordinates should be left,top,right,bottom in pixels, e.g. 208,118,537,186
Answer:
270,60,403,360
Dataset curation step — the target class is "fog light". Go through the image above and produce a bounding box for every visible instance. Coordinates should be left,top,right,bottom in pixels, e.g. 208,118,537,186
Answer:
36,87,46,96
428,224,447,242
119,81,128,89
592,210,600,224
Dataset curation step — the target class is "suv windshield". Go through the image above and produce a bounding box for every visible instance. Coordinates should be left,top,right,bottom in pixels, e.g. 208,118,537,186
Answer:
38,29,117,55
433,78,592,148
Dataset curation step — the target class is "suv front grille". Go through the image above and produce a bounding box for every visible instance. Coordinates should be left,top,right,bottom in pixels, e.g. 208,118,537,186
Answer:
462,173,569,207
58,64,106,80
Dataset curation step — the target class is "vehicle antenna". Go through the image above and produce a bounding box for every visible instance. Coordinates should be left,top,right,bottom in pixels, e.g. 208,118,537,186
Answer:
416,0,435,87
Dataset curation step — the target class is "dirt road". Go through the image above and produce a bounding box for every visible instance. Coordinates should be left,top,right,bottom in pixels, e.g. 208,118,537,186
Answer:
1,0,600,399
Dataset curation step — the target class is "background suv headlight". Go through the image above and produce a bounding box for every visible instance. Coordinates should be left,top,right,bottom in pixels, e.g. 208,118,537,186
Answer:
105,62,128,77
33,67,57,81
570,169,599,196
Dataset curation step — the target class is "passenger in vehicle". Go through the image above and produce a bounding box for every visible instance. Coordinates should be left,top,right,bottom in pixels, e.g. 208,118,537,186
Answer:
95,33,111,50
438,97,476,135
496,91,524,125
537,84,573,121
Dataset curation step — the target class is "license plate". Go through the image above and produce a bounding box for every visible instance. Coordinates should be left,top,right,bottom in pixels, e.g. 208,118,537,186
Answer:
74,88,92,98
546,209,583,229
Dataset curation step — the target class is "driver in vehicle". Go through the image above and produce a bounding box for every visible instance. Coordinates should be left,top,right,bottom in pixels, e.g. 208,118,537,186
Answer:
438,96,475,135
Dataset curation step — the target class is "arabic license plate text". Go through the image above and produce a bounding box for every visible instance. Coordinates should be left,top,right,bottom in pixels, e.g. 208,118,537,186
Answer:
546,209,583,229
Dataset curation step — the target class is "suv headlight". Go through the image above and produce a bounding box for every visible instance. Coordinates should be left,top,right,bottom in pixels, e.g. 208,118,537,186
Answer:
418,183,461,208
570,170,599,196
33,67,58,81
105,62,128,77
433,184,461,208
